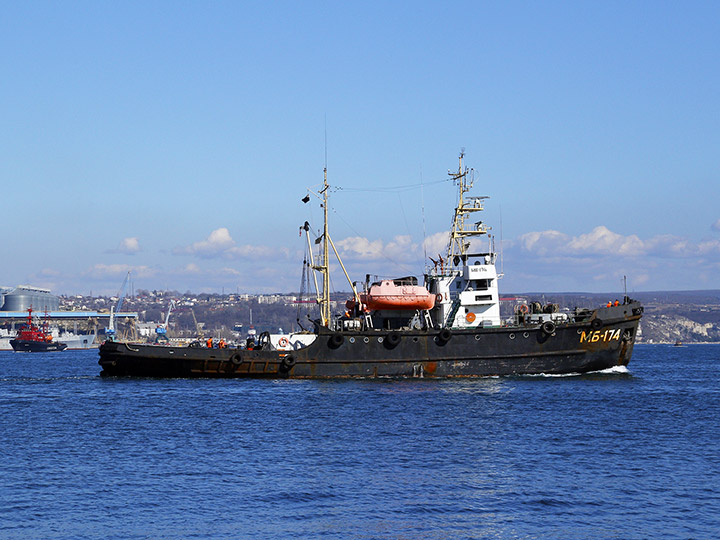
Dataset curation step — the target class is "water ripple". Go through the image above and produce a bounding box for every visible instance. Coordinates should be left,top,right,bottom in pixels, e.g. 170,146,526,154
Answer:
1,346,719,539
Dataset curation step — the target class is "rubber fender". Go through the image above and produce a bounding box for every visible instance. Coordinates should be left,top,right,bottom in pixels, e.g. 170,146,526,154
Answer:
541,321,556,335
591,318,603,330
438,328,452,342
329,334,344,348
230,353,243,365
282,355,296,368
385,332,401,347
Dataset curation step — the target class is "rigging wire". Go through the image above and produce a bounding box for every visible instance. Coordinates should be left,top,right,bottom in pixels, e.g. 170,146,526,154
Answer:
335,176,452,193
329,206,416,274
420,168,428,270
300,167,452,293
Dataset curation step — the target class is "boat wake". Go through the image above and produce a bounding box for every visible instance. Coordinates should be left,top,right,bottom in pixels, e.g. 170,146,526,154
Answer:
524,365,631,378
595,365,631,375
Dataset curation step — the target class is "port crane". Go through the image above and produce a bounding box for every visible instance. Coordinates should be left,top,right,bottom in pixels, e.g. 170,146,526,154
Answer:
105,271,130,340
155,299,176,340
190,308,204,339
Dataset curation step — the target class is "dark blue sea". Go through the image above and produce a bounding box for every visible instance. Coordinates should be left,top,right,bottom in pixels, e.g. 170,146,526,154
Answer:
1,345,719,539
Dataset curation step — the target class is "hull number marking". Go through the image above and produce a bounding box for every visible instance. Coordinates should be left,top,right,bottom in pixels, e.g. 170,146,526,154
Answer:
580,329,622,343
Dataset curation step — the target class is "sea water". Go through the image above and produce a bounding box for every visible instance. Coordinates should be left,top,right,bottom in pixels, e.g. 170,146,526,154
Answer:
1,345,718,539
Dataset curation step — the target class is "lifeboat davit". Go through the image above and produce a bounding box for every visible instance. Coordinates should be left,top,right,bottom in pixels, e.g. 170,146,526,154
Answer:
350,277,436,311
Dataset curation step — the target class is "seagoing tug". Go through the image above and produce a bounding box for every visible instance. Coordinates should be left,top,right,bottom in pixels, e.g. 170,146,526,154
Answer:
98,153,642,378
11,307,68,352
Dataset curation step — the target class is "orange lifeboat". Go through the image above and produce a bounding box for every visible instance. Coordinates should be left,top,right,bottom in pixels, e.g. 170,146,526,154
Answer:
353,277,436,311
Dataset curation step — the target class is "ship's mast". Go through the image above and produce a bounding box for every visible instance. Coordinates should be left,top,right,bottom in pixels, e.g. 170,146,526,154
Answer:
302,165,360,328
321,166,331,326
447,151,490,265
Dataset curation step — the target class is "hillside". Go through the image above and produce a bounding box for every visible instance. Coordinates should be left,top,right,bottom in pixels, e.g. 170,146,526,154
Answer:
58,289,720,344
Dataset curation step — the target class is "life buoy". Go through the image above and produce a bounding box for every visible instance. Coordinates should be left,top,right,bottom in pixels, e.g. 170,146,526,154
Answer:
519,304,529,314
466,312,476,323
278,337,289,348
436,293,443,303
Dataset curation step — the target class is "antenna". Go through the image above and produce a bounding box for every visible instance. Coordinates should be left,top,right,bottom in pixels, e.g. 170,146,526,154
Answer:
499,205,504,277
420,167,427,268
324,115,328,170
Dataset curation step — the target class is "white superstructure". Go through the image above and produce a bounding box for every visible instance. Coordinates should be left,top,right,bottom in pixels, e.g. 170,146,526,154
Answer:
426,152,502,329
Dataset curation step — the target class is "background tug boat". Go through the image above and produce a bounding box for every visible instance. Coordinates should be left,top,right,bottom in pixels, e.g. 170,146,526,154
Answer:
10,307,68,352
98,153,642,378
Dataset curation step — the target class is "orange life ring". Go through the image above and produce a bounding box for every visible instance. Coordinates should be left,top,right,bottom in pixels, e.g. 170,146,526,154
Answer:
278,337,289,347
519,304,529,314
436,293,443,303
466,312,476,323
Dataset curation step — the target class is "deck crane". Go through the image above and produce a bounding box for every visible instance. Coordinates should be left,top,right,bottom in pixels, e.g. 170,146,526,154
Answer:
105,271,131,341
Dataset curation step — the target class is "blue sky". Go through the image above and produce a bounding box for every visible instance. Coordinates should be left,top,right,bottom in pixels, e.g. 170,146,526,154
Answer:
2,1,719,296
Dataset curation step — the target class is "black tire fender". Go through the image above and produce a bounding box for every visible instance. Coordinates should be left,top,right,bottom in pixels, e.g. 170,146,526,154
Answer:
230,353,243,365
282,355,296,369
329,334,344,348
591,318,603,330
385,332,401,347
541,321,556,335
438,328,452,342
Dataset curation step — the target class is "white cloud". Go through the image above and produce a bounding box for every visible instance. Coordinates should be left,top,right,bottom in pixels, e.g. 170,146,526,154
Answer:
335,236,385,259
84,264,156,280
516,230,570,256
517,226,646,257
712,219,720,232
335,234,421,262
515,226,720,260
422,231,450,259
176,228,234,257
181,263,202,275
107,237,141,255
697,239,720,255
500,225,720,292
119,237,140,254
174,228,275,259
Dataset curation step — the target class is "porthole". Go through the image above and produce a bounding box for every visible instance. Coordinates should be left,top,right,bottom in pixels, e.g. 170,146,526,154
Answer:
509,333,515,340
349,337,355,343
523,332,529,338
475,335,481,340
378,337,384,343
363,337,369,343
412,337,419,343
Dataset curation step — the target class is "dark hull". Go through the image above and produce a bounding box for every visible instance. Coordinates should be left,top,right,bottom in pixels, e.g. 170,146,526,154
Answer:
11,339,68,352
99,303,641,379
